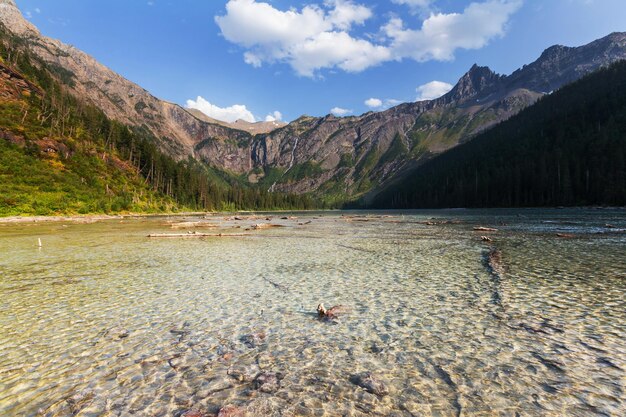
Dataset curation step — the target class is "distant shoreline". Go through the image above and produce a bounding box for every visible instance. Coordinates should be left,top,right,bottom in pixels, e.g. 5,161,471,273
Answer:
1,206,624,224
0,213,202,224
0,210,335,224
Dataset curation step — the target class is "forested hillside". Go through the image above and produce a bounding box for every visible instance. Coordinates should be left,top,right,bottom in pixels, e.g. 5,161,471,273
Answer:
368,62,626,209
0,24,316,216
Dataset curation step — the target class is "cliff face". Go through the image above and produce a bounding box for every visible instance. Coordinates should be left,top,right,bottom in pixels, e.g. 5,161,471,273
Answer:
0,0,251,159
2,1,625,199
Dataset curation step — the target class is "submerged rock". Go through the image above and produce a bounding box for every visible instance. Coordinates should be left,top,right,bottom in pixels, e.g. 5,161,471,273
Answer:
217,405,244,417
254,372,283,393
107,327,129,340
228,364,260,383
240,332,266,348
181,410,206,417
349,372,389,396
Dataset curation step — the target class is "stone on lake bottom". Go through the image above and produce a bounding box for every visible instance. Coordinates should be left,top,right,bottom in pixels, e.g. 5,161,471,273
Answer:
349,372,389,396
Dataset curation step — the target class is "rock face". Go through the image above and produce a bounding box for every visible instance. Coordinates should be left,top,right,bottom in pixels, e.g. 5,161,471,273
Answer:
2,1,625,198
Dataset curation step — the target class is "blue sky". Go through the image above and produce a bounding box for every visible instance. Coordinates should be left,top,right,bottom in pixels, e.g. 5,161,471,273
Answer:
14,0,626,123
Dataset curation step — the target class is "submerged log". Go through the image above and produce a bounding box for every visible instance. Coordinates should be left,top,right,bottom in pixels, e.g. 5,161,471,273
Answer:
251,223,284,230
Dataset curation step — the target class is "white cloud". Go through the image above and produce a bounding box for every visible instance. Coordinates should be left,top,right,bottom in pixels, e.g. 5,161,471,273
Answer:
392,0,434,11
186,96,256,123
216,0,522,77
416,80,453,101
385,0,523,62
327,0,372,30
365,98,383,108
364,97,403,110
331,107,353,116
265,110,283,122
34,7,41,13
215,0,388,77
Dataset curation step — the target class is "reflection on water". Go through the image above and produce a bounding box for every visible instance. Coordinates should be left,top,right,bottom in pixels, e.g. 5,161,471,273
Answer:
0,209,625,416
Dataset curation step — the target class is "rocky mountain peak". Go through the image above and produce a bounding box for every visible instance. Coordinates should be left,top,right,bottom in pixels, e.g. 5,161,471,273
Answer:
506,31,626,93
0,0,38,35
537,44,572,61
443,64,502,104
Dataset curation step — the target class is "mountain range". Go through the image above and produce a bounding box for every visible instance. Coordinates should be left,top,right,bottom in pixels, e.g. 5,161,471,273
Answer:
1,0,625,208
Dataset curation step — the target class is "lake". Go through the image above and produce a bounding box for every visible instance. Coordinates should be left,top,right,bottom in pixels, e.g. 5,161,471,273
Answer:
0,209,625,416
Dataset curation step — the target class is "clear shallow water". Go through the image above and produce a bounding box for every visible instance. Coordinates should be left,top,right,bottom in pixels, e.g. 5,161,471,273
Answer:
0,209,624,417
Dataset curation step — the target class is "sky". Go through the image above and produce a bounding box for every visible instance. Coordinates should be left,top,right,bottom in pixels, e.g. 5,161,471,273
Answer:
13,0,626,123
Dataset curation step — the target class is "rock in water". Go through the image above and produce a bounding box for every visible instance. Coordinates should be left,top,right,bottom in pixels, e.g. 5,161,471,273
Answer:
217,405,244,417
349,372,389,396
254,372,282,393
227,364,260,383
240,332,266,348
181,410,206,417
107,327,129,340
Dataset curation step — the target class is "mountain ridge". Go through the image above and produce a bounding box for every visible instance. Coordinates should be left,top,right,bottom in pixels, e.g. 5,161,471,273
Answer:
1,1,625,202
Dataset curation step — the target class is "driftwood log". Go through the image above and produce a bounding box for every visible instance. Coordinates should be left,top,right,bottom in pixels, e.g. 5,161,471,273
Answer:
317,303,349,320
474,227,498,232
148,233,249,238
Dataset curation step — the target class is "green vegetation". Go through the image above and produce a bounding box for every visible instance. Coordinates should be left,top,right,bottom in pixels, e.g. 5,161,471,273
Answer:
338,153,354,168
367,62,626,208
0,24,317,216
355,145,380,177
283,161,323,182
379,134,408,165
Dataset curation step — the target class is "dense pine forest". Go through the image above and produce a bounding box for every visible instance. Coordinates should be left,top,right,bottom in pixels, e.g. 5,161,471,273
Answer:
367,61,626,209
0,24,317,216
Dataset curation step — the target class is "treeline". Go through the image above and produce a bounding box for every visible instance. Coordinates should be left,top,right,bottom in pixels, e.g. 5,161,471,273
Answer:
0,24,317,214
367,61,626,209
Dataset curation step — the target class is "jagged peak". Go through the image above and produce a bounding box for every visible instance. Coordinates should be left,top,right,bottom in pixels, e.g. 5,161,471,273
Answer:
0,0,39,36
606,31,626,40
465,63,497,78
442,64,502,104
537,44,572,60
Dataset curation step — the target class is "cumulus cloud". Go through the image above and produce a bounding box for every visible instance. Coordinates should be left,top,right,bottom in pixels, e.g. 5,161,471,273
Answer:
364,98,383,108
415,80,453,101
385,0,523,62
392,0,434,11
331,107,353,116
265,111,283,122
216,0,522,77
364,97,402,110
186,96,256,123
216,0,388,77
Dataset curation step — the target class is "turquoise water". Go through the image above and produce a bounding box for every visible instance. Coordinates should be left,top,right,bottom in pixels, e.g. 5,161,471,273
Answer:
0,209,624,416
